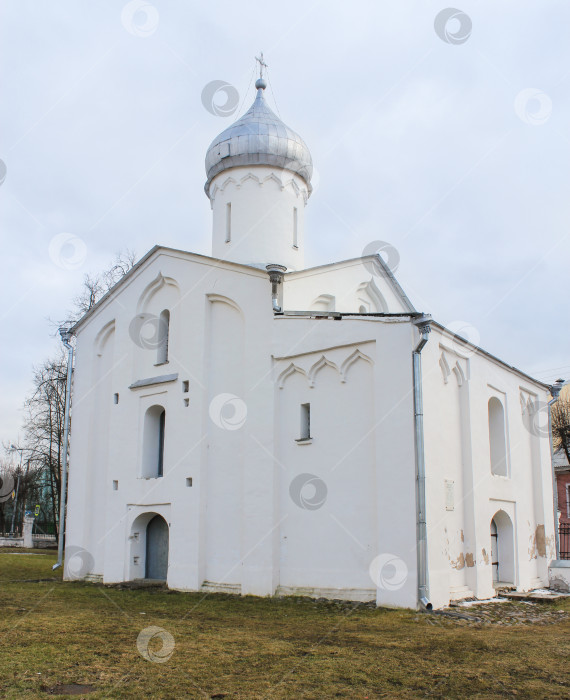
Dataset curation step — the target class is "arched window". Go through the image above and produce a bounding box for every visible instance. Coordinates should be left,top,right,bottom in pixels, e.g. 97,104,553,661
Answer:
142,405,166,478
488,397,507,476
157,309,170,364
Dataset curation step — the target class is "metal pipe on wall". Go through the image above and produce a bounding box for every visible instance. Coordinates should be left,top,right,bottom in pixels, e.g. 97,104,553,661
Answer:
412,314,432,611
53,328,74,571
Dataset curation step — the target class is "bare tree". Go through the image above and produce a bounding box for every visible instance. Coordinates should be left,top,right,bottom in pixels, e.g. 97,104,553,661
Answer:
67,249,137,324
0,455,44,534
17,250,137,537
21,351,68,537
552,397,570,464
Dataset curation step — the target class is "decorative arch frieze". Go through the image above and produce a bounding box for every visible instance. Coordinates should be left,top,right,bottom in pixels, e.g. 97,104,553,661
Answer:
277,363,308,389
262,172,284,189
210,170,308,201
308,356,340,388
206,293,243,317
310,294,336,312
94,320,115,357
340,349,373,383
439,351,451,384
356,278,388,313
239,172,262,187
453,361,466,387
137,273,180,313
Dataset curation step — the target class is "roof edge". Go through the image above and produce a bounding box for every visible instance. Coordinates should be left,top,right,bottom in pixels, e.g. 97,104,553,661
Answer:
71,246,268,334
432,320,552,390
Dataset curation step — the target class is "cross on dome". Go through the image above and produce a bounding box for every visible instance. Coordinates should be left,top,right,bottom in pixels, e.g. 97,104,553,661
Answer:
255,52,268,90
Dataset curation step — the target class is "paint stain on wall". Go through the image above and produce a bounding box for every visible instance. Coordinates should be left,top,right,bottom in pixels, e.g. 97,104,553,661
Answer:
451,552,465,570
535,525,546,557
529,524,547,560
465,553,475,567
481,548,489,565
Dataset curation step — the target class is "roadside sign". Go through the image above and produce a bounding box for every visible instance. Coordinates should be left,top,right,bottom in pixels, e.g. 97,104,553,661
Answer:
34,505,40,517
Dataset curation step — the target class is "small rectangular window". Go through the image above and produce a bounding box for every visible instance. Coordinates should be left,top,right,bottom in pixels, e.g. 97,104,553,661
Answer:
183,398,189,407
293,207,298,248
113,393,119,404
186,477,193,487
182,381,189,393
225,202,232,242
158,410,165,477
112,480,118,491
300,403,310,440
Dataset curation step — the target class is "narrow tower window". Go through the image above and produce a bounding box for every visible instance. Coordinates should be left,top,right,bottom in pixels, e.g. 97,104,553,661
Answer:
300,403,311,440
158,409,165,477
157,310,170,364
488,397,507,476
293,207,298,248
225,202,232,243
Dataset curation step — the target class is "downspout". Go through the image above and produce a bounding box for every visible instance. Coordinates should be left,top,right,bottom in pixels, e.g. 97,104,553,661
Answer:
548,379,565,560
53,328,74,571
266,264,287,313
412,314,433,611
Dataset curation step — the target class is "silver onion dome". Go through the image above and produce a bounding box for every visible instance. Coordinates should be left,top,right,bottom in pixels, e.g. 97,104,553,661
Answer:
205,79,313,197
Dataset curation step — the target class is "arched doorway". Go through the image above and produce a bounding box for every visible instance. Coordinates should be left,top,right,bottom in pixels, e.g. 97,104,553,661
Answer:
490,510,514,586
146,515,169,580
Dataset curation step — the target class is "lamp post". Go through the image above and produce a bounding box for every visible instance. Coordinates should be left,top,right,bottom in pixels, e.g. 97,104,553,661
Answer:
53,327,74,571
9,444,23,534
9,445,33,535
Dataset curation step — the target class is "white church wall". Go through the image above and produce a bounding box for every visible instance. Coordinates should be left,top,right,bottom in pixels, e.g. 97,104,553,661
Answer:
272,318,418,607
283,258,413,314
276,356,377,595
66,250,275,590
422,325,555,607
423,345,471,604
209,166,308,271
65,246,555,609
203,296,244,586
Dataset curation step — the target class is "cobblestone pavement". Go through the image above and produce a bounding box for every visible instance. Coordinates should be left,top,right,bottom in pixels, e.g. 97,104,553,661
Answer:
415,601,570,626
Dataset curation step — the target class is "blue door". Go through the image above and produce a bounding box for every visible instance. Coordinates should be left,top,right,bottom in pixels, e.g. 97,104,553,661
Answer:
146,515,169,580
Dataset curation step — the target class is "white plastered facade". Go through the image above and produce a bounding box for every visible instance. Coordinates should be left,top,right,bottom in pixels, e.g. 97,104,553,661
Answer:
64,248,555,608
64,83,556,608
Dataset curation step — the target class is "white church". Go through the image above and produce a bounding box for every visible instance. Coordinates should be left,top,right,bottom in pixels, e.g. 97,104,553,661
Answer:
65,68,558,609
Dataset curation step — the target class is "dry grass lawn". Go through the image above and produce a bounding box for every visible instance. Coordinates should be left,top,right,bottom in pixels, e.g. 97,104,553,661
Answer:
1,548,570,698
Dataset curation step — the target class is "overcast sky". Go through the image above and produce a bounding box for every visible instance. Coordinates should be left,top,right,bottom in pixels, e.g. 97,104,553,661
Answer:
1,0,569,448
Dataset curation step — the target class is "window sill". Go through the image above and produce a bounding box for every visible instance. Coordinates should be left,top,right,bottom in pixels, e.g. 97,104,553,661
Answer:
295,438,313,445
154,361,169,367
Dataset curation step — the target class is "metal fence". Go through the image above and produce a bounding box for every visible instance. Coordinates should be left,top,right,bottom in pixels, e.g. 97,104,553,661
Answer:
560,524,570,560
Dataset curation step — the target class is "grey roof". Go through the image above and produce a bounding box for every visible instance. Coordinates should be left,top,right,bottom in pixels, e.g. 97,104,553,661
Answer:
204,86,313,198
554,447,570,469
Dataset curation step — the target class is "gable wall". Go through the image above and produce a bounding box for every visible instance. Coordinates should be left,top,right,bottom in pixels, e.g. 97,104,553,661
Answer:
422,326,555,608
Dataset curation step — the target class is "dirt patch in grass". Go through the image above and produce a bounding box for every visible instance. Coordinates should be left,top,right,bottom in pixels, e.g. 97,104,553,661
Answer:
1,549,570,698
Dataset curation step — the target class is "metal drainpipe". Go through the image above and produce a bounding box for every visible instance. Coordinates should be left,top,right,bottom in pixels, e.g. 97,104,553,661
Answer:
548,379,565,561
412,314,433,611
266,264,287,313
53,328,74,571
